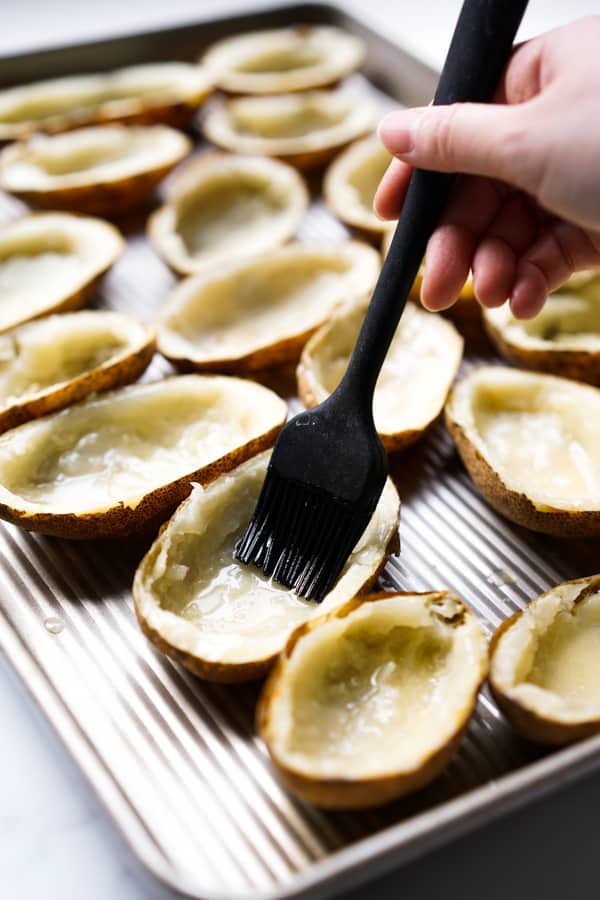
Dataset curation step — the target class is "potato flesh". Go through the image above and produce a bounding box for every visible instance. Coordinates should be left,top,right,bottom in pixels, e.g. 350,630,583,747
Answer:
520,295,600,345
7,129,180,183
136,452,399,666
0,245,84,330
177,177,285,257
494,583,600,721
164,256,366,360
272,595,484,777
309,303,462,434
287,623,450,771
0,380,280,513
345,147,390,212
233,104,347,139
235,47,323,74
0,316,132,402
528,601,600,708
489,293,600,351
0,65,204,125
473,383,600,504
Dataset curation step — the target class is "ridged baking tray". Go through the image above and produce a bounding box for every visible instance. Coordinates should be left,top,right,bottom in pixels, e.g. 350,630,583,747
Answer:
1,5,600,899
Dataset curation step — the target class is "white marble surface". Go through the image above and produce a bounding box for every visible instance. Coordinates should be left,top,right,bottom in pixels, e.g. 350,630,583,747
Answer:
1,2,600,899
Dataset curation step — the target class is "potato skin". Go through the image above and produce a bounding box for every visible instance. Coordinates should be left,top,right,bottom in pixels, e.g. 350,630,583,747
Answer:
483,316,600,386
445,411,600,538
0,419,283,540
10,163,185,219
489,578,600,746
256,720,466,809
0,93,211,144
257,591,487,809
133,529,400,684
167,323,326,376
0,330,155,434
0,212,124,332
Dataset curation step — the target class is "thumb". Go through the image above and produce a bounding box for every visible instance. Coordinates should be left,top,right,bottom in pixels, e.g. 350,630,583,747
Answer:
378,103,532,189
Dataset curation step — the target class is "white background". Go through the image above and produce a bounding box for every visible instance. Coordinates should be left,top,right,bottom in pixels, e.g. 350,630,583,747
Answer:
1,2,599,899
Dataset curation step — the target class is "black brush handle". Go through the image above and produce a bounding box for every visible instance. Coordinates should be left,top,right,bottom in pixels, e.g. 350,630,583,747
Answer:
341,0,529,401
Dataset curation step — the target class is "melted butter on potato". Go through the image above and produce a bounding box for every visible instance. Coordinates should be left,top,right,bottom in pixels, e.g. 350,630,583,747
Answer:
0,375,285,537
445,367,600,535
258,591,487,807
133,451,400,678
469,372,600,505
490,575,600,744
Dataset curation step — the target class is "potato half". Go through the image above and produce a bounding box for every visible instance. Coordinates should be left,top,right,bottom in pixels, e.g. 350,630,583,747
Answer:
148,153,308,275
324,134,391,239
298,301,463,451
203,90,374,170
490,575,600,745
0,310,154,431
445,366,600,536
258,590,487,808
0,63,213,142
157,241,380,373
0,212,123,333
202,25,365,95
133,451,400,682
0,375,286,539
0,125,192,217
483,271,600,385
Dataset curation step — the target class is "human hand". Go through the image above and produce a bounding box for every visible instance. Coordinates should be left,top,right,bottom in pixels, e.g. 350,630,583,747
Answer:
374,17,600,318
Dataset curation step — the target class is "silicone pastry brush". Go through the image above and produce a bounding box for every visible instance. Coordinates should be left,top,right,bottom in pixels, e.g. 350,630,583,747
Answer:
235,0,529,601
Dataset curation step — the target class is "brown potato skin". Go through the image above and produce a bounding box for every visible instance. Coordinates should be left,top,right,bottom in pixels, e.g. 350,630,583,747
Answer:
0,331,155,434
489,604,600,746
9,162,186,219
165,324,330,376
134,525,400,684
0,93,212,144
0,419,284,540
483,316,600,386
257,591,487,809
445,412,600,537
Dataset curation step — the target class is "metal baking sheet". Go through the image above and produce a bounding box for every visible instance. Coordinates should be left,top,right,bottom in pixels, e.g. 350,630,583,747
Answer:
1,5,600,899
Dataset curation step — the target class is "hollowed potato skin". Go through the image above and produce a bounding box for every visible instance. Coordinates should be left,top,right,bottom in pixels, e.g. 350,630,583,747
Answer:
0,330,155,434
167,323,324,376
133,530,400,684
483,317,600,386
445,413,600,538
489,584,600,746
11,164,185,218
0,212,124,332
258,591,487,809
0,95,211,145
0,420,284,541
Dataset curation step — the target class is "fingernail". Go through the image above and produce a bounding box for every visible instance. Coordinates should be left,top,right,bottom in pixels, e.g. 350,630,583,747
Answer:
378,110,418,155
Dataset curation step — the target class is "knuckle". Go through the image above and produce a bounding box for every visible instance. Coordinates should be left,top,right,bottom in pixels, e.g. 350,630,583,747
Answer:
419,105,460,169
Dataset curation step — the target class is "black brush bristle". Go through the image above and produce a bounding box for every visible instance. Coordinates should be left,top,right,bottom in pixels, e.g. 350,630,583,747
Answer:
234,467,380,602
